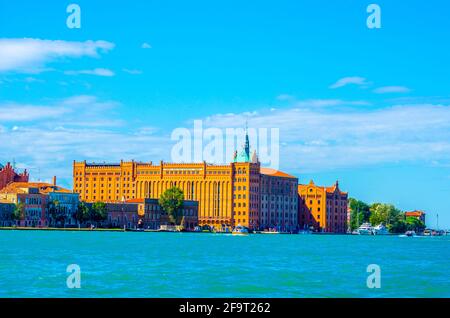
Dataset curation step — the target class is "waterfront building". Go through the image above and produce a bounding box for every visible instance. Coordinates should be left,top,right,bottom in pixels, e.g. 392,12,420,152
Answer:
298,180,348,233
0,162,29,191
0,201,15,227
0,181,76,227
101,201,140,229
45,177,80,226
73,131,298,231
141,198,198,231
0,183,48,227
100,199,198,230
260,168,298,231
405,210,426,223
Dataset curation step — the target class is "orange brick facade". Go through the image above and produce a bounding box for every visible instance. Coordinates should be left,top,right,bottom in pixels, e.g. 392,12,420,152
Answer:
73,160,299,230
298,180,348,233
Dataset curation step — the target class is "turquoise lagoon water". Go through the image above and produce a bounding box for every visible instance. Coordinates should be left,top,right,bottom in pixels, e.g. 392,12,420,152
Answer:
0,230,449,298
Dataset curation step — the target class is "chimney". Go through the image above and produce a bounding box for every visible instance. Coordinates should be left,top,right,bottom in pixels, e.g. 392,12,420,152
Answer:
52,176,57,186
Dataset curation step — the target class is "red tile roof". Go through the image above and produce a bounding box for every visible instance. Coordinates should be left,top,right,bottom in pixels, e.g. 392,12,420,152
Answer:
0,182,72,194
405,211,425,217
260,168,297,179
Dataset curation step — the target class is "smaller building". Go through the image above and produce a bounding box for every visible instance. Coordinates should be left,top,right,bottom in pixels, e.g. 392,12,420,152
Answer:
45,177,80,226
139,198,199,231
0,184,48,227
102,199,199,230
298,180,348,233
405,210,426,223
0,201,15,227
103,201,140,229
0,180,78,227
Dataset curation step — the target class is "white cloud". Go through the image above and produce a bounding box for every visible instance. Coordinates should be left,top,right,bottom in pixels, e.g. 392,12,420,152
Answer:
0,38,115,73
329,76,370,89
65,68,115,77
141,42,152,49
3,94,450,187
293,99,370,108
373,86,411,94
200,103,450,172
0,95,119,123
123,68,143,75
0,96,167,188
276,94,295,101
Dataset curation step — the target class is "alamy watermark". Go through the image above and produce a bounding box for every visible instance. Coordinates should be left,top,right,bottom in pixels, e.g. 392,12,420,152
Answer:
366,264,381,289
367,4,382,29
66,264,81,289
171,120,280,170
66,4,81,29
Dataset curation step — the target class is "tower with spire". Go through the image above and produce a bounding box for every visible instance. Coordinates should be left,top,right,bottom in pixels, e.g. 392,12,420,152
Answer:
233,123,258,163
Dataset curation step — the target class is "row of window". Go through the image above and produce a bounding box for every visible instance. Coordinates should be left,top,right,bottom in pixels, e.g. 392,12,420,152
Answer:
76,177,132,182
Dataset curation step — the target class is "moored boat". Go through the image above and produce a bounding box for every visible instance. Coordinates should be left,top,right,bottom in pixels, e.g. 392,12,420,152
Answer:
232,225,249,235
260,228,280,234
373,224,389,235
356,223,374,235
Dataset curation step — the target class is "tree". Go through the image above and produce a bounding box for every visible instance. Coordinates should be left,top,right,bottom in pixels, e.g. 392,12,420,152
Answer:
405,216,426,232
390,214,408,233
12,202,25,222
74,202,89,226
91,202,107,225
369,203,401,227
348,198,370,230
48,199,64,226
159,187,184,225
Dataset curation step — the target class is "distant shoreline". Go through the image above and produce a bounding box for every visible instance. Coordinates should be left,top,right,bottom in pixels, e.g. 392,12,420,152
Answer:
0,227,316,234
0,227,377,235
0,226,126,232
1,227,447,236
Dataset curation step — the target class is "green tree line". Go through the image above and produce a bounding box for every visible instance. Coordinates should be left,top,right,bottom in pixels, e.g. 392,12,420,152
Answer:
74,201,107,226
349,198,426,233
46,201,107,227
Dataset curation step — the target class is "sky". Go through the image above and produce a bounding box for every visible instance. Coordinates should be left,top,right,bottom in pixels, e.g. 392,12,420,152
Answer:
1,0,450,228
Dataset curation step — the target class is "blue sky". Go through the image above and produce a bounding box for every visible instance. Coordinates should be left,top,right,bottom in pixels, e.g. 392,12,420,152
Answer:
1,0,450,227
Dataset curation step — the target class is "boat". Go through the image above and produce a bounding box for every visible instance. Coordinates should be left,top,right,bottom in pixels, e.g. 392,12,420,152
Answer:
260,227,280,234
356,223,374,235
194,226,202,232
405,231,416,237
232,225,249,235
373,224,390,235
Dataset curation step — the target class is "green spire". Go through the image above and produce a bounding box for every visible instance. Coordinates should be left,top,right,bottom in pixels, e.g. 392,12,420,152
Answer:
234,125,251,163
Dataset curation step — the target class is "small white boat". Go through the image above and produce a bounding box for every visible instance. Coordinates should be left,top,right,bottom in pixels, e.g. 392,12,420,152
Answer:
261,230,280,234
232,225,249,235
405,230,416,237
373,224,389,235
356,223,374,235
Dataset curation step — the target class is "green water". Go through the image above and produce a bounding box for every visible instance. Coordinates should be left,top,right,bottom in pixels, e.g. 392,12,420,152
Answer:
0,230,448,297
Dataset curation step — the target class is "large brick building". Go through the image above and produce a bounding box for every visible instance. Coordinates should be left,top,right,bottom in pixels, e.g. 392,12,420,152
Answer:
0,162,29,191
73,132,299,231
298,180,348,233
